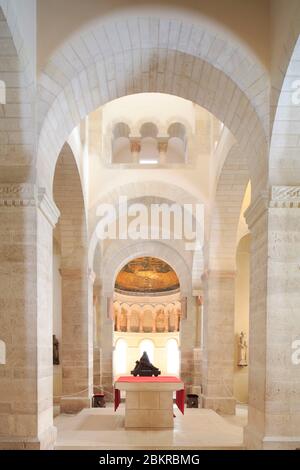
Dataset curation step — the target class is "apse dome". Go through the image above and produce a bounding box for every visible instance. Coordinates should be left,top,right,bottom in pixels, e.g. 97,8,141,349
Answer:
115,257,180,293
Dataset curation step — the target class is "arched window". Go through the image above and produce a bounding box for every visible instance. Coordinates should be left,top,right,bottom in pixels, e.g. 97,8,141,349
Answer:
0,340,6,365
114,338,128,376
166,339,179,375
139,339,154,363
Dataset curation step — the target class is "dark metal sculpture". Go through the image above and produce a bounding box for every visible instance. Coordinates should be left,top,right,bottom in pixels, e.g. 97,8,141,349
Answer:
53,334,59,365
131,351,161,377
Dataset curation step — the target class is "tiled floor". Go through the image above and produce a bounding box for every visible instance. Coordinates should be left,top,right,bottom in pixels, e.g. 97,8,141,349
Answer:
54,405,247,450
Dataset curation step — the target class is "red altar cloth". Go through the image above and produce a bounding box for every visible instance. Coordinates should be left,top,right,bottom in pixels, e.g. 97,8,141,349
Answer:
114,376,185,414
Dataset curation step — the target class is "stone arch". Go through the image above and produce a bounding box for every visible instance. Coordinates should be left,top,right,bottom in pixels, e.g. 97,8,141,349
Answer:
270,2,300,131
270,36,300,186
209,143,249,271
37,14,268,197
168,122,186,140
88,180,202,291
53,142,92,413
0,1,31,71
101,240,191,297
113,122,131,139
0,4,34,183
140,122,159,138
53,142,88,265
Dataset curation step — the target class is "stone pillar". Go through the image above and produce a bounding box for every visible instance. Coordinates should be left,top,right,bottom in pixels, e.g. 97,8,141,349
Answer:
195,296,202,349
116,310,121,332
201,271,236,414
130,140,141,164
139,311,144,332
127,310,131,333
193,296,203,398
244,188,300,450
180,295,196,394
164,310,169,332
100,295,113,400
93,283,102,394
174,311,179,332
0,184,59,449
152,312,157,333
60,268,94,413
158,140,168,165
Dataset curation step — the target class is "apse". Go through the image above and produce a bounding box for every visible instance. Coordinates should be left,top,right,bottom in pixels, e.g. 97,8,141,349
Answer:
113,257,181,379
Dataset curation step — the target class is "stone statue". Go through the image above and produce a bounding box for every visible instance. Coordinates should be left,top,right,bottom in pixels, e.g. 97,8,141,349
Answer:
131,351,161,377
53,334,60,365
238,331,248,366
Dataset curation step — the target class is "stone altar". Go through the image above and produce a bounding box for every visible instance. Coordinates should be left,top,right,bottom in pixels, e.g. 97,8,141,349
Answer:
114,376,185,428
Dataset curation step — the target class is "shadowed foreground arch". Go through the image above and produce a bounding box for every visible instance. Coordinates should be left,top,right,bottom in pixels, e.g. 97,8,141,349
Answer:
37,14,268,200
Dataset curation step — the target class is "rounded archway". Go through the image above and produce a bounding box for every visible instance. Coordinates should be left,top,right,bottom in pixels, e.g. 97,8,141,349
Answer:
112,256,182,379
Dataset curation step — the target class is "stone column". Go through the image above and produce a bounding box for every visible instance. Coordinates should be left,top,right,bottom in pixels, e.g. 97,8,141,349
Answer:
116,309,121,332
201,271,236,414
180,295,196,394
130,140,141,164
152,312,157,333
0,184,59,449
174,311,179,332
164,310,169,332
127,309,131,333
195,296,202,349
139,311,144,332
244,188,300,450
158,140,168,165
93,283,102,394
193,296,203,397
100,296,113,400
60,268,94,413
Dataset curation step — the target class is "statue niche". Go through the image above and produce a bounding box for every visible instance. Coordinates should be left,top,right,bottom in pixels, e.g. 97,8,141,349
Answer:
237,331,248,366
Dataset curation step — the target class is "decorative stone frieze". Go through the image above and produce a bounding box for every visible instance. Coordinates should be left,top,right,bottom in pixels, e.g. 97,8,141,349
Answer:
0,183,36,207
0,184,60,227
270,186,300,208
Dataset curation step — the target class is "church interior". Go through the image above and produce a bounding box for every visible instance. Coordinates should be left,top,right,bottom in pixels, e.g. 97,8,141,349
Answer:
0,0,300,451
